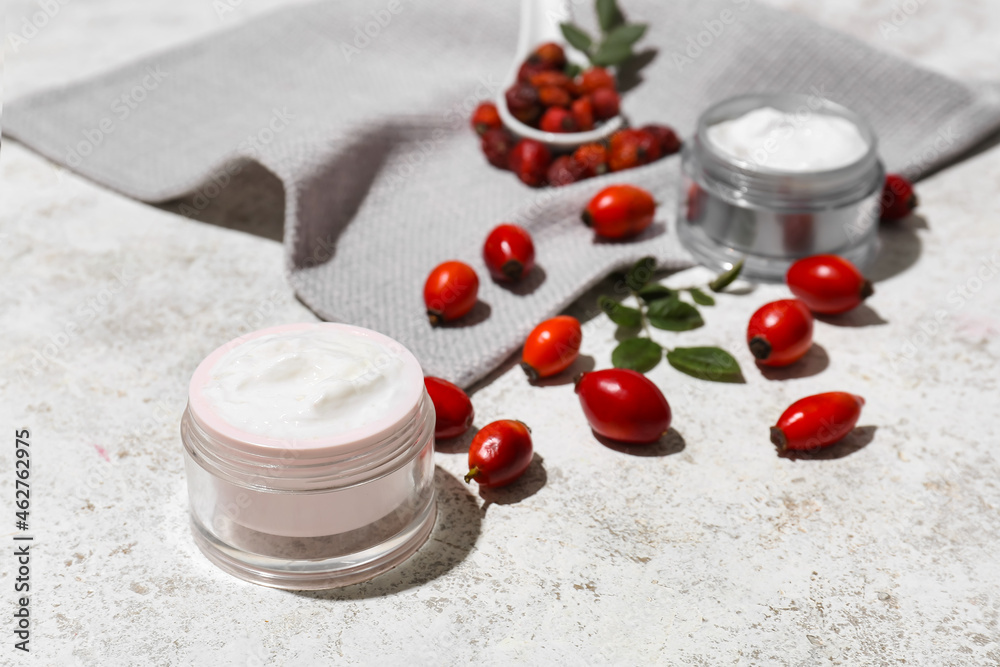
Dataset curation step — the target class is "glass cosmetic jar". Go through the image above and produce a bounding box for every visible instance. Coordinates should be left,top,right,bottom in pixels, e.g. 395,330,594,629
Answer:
677,93,885,281
180,323,436,590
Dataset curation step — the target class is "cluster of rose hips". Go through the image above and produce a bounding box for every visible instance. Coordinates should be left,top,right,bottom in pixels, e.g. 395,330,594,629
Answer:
745,253,875,451
471,42,681,188
421,186,672,486
422,166,919,480
425,314,670,488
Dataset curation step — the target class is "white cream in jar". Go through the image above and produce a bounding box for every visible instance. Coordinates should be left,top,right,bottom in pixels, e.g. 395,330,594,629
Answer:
706,106,869,172
202,329,408,440
181,323,436,590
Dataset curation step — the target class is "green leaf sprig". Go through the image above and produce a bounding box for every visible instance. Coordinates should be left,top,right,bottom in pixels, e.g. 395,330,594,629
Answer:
560,0,648,69
599,257,746,383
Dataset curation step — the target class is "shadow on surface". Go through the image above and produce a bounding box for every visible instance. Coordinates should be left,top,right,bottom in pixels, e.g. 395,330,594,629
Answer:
496,265,547,296
434,425,478,455
530,354,595,387
816,304,887,328
778,425,878,460
479,453,547,507
617,48,658,94
157,160,286,242
595,427,686,457
289,466,482,601
757,343,829,381
868,214,927,283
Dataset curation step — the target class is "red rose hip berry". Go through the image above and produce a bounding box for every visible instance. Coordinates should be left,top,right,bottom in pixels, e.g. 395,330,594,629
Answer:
529,42,567,70
880,174,918,221
575,369,671,444
465,420,534,487
572,143,608,177
483,224,535,282
786,254,874,315
770,392,866,452
582,184,656,239
540,107,577,133
480,128,515,169
470,102,502,136
504,82,541,125
547,155,586,187
641,124,682,156
521,315,582,381
508,139,552,187
571,97,595,131
424,260,480,325
608,128,662,171
590,87,620,121
747,299,814,367
424,376,474,440
577,67,616,94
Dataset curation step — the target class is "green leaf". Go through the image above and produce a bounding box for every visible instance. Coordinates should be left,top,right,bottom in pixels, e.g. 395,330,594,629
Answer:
687,287,715,306
560,23,593,54
637,283,674,303
602,23,647,50
591,40,633,67
596,0,625,33
708,259,744,293
612,338,662,373
647,297,704,331
563,62,583,79
625,256,656,291
666,347,744,383
598,295,642,328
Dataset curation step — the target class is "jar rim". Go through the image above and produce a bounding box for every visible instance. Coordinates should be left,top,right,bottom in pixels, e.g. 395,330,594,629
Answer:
187,322,426,460
691,93,884,209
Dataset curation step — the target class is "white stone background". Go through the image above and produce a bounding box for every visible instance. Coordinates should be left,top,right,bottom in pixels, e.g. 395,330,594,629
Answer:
2,0,1000,665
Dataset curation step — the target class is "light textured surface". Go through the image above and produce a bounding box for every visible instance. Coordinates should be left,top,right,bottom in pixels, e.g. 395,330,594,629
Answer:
5,0,1000,388
2,1,1000,665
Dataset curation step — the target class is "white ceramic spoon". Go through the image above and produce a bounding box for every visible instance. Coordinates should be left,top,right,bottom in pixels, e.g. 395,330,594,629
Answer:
497,0,625,151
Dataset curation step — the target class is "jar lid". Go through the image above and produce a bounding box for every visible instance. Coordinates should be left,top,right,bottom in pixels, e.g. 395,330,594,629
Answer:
187,323,425,463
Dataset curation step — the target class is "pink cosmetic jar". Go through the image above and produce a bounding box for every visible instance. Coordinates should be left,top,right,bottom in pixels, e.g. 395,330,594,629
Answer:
180,323,436,589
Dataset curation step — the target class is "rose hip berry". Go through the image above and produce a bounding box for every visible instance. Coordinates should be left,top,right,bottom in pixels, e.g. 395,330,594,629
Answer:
747,299,814,367
529,70,572,90
470,102,502,136
465,419,534,487
483,224,535,282
538,86,572,109
572,143,608,177
880,174,918,221
508,139,552,187
575,369,671,444
505,82,541,125
608,128,662,171
577,67,616,94
786,254,874,315
641,124,681,156
770,392,865,452
571,96,595,131
540,107,577,133
590,87,621,121
480,128,515,169
582,184,656,239
521,315,582,381
424,260,480,325
424,376,474,440
529,42,566,70
547,155,585,187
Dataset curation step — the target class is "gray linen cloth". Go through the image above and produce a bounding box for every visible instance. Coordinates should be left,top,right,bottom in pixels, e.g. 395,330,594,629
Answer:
6,0,1000,387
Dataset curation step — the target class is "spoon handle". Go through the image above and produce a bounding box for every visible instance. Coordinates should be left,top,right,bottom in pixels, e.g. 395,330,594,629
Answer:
516,0,572,58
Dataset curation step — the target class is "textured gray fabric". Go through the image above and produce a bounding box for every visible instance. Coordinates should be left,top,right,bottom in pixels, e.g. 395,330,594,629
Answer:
6,0,1000,387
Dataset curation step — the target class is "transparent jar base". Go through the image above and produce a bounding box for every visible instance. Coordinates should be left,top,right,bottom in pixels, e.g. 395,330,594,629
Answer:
677,211,880,283
189,489,436,590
